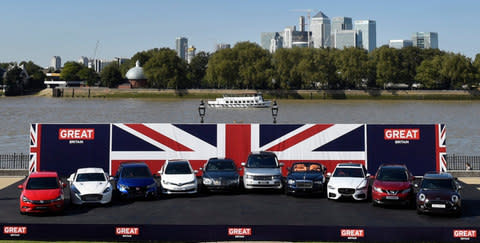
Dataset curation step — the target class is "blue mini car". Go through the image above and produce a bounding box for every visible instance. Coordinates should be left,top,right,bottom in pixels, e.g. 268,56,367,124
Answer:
113,162,158,199
285,162,327,196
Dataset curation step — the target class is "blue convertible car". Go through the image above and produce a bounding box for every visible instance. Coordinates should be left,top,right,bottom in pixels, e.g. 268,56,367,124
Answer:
285,162,327,196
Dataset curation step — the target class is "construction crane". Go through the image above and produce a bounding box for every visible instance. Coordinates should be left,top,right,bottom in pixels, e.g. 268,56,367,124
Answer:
290,9,316,48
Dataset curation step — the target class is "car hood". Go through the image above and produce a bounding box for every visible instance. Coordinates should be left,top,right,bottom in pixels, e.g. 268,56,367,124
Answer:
162,174,196,184
73,181,110,194
373,180,410,190
23,188,62,200
118,177,155,187
420,189,458,200
288,172,323,181
244,167,281,175
203,171,238,179
328,177,367,188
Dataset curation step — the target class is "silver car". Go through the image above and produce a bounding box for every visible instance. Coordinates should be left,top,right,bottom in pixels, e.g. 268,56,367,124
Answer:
241,152,284,190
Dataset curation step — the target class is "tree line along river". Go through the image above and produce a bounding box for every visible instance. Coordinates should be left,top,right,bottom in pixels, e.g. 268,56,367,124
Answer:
1,96,479,156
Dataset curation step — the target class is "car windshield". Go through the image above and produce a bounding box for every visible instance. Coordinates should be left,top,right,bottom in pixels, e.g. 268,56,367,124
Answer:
165,162,192,174
76,173,106,182
26,177,59,190
376,168,408,182
292,163,323,173
247,155,278,168
121,166,152,178
333,168,364,178
206,160,236,172
421,179,455,190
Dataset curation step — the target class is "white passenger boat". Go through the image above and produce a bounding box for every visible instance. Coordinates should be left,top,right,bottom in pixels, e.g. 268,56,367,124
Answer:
207,93,272,108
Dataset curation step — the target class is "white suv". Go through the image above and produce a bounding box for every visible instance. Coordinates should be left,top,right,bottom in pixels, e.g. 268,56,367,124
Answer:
241,152,284,190
159,160,198,194
327,163,370,200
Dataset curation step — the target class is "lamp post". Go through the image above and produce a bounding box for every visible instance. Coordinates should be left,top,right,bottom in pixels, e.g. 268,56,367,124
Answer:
271,100,278,124
198,100,206,123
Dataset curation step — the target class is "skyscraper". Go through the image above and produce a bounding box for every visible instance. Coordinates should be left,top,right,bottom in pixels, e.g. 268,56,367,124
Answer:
187,46,196,64
412,32,438,49
389,40,413,49
176,37,188,61
354,20,376,52
50,56,61,70
331,17,353,46
215,43,231,51
334,30,357,50
311,11,331,48
78,56,89,67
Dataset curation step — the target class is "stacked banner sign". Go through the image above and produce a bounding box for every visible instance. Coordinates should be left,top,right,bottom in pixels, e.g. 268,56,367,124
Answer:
29,123,446,177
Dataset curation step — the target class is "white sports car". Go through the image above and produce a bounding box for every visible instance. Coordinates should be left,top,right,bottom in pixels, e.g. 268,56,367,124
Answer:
159,160,198,194
327,163,370,201
68,167,113,205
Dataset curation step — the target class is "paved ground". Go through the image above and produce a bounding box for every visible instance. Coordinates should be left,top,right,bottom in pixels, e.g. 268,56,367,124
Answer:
0,176,24,190
1,177,479,227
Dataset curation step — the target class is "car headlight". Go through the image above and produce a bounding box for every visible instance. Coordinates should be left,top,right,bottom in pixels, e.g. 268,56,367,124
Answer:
186,180,196,185
273,175,282,180
288,179,295,185
245,174,253,179
147,183,157,189
451,194,460,203
22,195,32,203
401,188,411,194
53,195,64,202
373,186,383,193
203,178,212,185
103,187,111,193
418,193,426,202
327,184,335,190
119,184,129,191
71,185,80,194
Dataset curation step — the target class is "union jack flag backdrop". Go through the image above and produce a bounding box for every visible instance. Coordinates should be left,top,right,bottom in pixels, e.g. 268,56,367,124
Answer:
29,123,445,177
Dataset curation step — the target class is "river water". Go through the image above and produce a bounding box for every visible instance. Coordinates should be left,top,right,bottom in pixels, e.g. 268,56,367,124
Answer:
1,96,479,155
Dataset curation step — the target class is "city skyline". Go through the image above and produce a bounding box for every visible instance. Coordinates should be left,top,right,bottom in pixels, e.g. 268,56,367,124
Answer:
1,0,479,67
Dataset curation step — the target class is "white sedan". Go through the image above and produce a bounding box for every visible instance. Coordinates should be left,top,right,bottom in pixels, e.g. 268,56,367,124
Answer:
327,163,370,201
67,168,113,205
159,160,198,194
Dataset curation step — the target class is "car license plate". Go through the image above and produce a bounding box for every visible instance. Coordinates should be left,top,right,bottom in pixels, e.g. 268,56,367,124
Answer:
36,206,48,210
386,196,399,200
258,181,270,185
432,204,446,209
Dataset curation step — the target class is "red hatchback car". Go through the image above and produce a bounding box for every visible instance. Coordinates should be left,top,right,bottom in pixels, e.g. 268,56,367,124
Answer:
371,164,415,206
18,171,65,214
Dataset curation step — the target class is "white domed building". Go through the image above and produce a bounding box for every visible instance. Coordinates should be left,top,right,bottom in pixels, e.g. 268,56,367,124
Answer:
125,60,147,88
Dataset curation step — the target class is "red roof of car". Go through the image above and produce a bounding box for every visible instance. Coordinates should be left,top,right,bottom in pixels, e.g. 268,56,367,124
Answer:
28,171,58,178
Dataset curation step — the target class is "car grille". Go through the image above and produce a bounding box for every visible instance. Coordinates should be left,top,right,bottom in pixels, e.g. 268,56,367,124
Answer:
253,175,273,181
32,200,52,204
81,194,103,201
127,186,147,194
296,181,313,188
338,188,355,194
386,190,400,195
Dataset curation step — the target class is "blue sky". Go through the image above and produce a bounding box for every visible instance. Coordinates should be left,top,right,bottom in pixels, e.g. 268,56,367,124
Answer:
1,0,479,67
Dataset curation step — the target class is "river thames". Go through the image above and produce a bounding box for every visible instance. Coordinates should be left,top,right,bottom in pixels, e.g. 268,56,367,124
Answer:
1,96,479,155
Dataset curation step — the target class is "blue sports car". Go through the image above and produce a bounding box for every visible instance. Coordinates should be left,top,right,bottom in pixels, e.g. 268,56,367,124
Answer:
113,162,158,199
285,162,327,196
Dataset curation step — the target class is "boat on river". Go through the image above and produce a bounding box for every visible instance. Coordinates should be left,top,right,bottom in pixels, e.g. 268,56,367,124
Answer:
207,93,272,108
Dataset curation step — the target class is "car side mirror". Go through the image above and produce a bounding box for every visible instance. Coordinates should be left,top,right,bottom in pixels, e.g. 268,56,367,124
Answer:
458,185,462,190
109,176,115,181
194,170,199,174
241,162,246,167
18,184,24,189
366,173,371,178
326,172,332,178
279,163,284,167
199,167,203,171
67,173,75,182
414,184,419,188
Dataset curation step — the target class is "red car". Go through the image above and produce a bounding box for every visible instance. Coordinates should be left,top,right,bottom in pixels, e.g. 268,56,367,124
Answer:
371,164,415,206
18,171,65,214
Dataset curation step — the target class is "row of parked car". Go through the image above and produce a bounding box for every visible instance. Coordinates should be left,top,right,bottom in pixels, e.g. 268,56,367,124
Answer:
18,151,463,216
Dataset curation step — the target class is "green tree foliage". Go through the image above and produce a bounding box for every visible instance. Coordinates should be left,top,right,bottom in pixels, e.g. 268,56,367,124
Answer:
372,47,403,88
187,51,209,88
206,48,239,89
335,47,369,89
4,66,24,96
143,48,188,89
19,61,45,90
60,62,84,81
100,63,123,88
78,67,100,86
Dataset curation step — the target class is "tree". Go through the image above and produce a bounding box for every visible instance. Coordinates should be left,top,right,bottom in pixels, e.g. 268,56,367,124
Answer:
143,48,188,89
335,47,369,89
440,53,476,89
19,61,45,90
78,67,100,86
187,51,209,88
415,56,444,89
100,63,123,88
372,46,403,88
205,48,238,89
60,62,84,81
4,66,24,96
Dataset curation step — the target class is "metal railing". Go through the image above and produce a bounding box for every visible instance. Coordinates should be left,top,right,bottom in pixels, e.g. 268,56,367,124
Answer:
0,153,29,170
446,154,480,171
